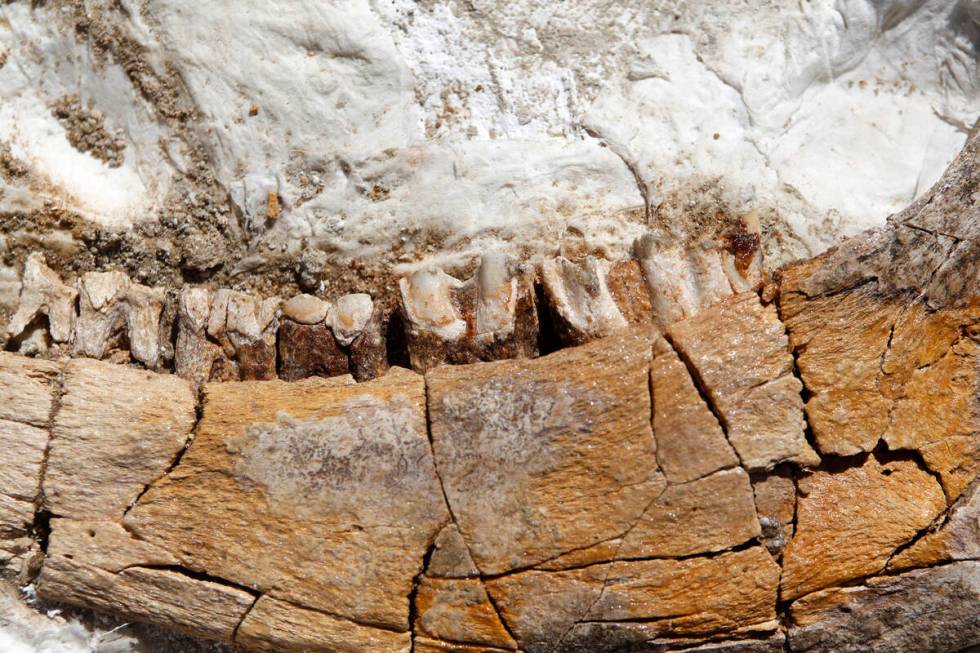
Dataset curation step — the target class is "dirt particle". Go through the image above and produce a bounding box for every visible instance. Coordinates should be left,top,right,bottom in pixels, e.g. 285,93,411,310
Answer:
51,95,127,168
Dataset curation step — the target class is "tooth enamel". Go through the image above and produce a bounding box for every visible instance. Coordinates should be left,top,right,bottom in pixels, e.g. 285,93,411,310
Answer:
475,251,518,336
540,256,629,344
281,294,330,325
329,293,374,346
399,269,467,341
6,253,78,346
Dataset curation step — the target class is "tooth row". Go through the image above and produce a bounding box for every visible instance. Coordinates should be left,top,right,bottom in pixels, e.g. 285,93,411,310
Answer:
398,253,539,372
538,214,764,343
4,255,387,386
6,216,762,377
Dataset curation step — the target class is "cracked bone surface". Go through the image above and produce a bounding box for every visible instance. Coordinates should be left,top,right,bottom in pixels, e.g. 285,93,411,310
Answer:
0,0,978,648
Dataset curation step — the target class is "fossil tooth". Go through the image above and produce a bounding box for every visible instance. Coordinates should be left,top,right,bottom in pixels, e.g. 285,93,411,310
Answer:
400,257,537,372
634,235,738,332
342,296,389,382
6,253,78,348
124,283,167,369
400,269,467,342
207,290,280,381
475,250,518,336
328,293,375,346
175,287,220,389
279,295,347,382
540,256,629,345
281,294,330,325
73,271,165,368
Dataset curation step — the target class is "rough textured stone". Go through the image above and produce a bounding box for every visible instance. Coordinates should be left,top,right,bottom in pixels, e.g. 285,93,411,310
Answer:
124,369,448,634
236,596,411,653
650,337,738,483
788,562,980,652
618,468,760,559
487,546,780,653
668,292,819,470
0,352,60,427
44,358,196,520
39,520,254,643
889,479,980,571
413,577,517,650
751,466,796,557
428,335,664,574
780,456,947,601
428,523,480,579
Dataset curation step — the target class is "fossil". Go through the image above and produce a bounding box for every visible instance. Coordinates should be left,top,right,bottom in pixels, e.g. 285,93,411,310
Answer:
0,123,975,652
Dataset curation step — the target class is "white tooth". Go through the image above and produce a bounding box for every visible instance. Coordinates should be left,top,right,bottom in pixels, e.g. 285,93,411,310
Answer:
541,256,628,340
399,269,466,341
124,283,166,368
329,293,374,346
635,234,743,331
214,290,280,346
6,253,78,344
282,294,330,325
475,252,518,336
73,271,130,360
688,241,736,307
73,271,165,367
634,236,698,328
179,287,213,334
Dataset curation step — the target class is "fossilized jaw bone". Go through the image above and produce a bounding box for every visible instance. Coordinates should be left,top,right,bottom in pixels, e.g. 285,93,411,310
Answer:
6,253,77,350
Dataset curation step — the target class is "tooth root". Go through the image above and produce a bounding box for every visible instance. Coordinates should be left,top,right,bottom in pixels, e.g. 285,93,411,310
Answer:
206,290,280,381
540,256,629,345
73,271,131,361
346,297,388,382
7,253,78,347
605,259,654,333
278,294,347,382
176,288,221,389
